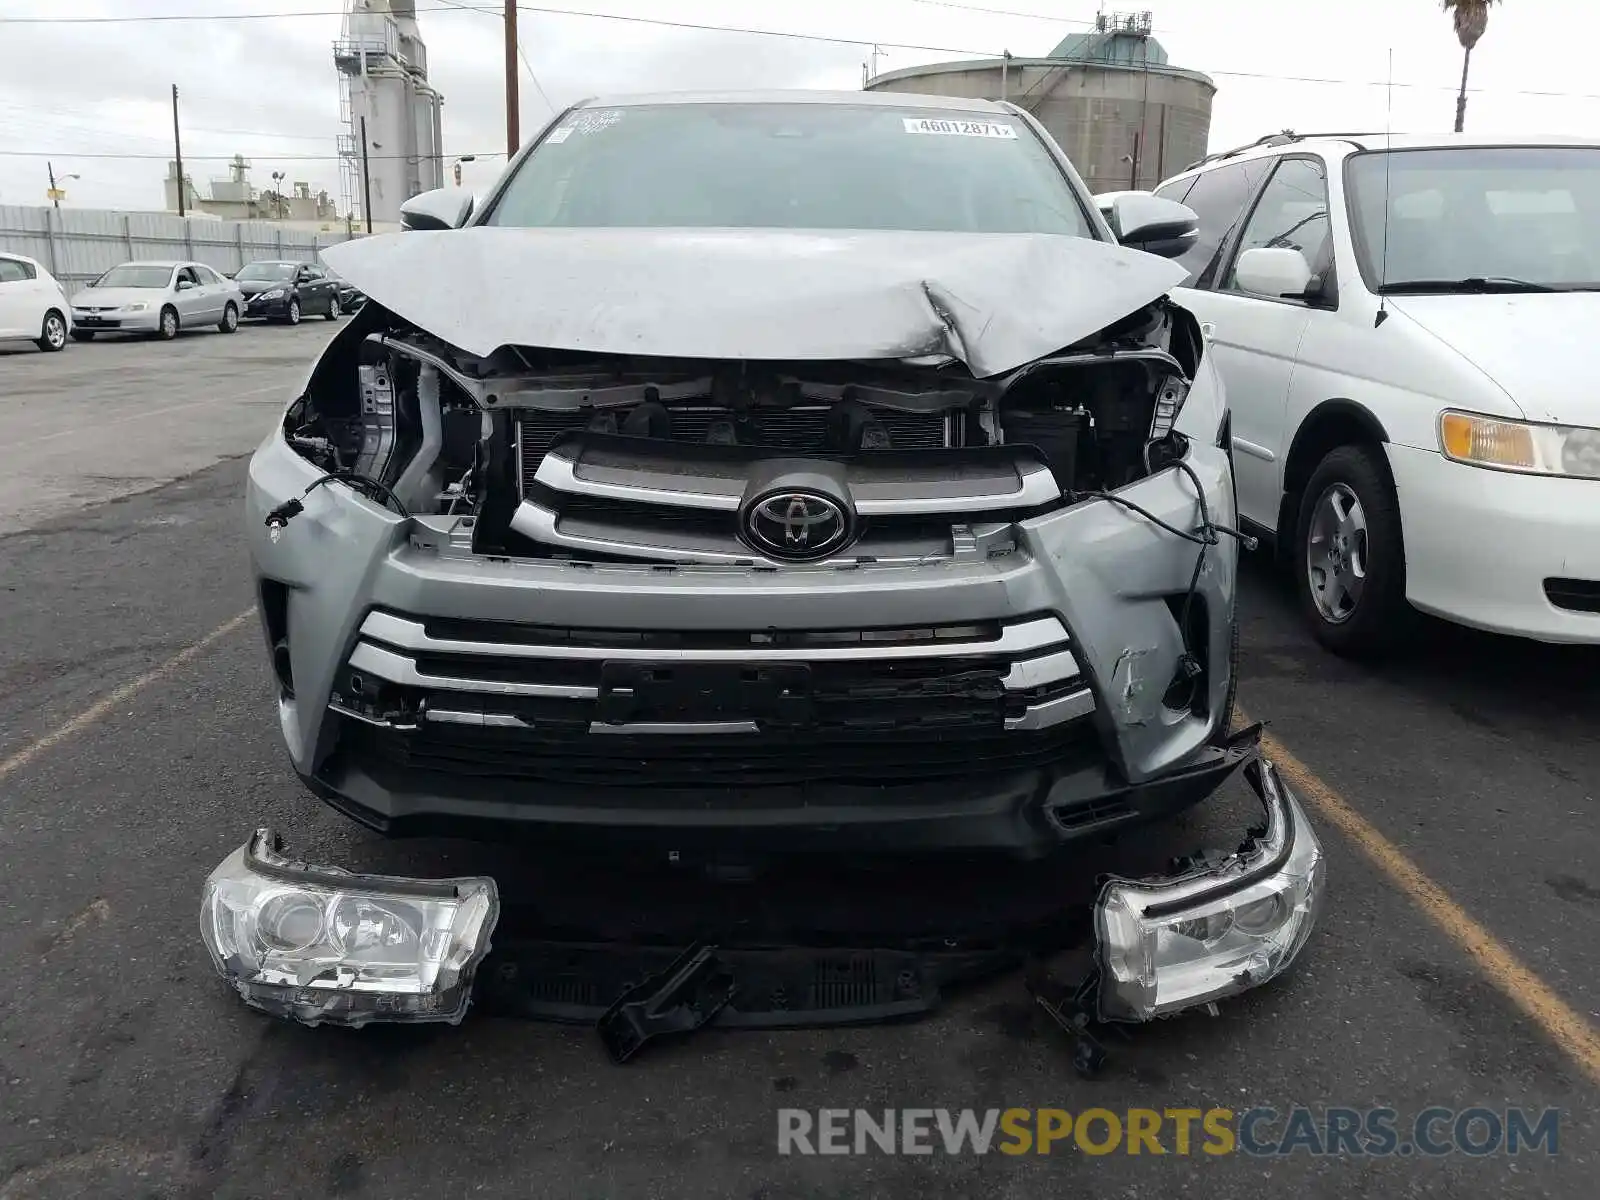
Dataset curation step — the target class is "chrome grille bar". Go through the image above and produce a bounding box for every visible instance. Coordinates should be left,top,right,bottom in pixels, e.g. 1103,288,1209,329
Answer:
359,610,1073,664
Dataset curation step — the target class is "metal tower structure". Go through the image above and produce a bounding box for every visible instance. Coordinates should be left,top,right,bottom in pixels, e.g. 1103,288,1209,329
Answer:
333,0,444,226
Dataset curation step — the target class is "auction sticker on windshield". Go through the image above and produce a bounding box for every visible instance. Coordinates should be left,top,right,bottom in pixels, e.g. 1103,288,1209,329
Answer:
902,117,1018,138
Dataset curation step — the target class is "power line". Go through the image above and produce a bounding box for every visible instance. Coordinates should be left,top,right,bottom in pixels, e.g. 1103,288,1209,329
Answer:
434,0,556,115
3,3,1600,103
0,6,452,23
0,150,505,162
905,0,1106,27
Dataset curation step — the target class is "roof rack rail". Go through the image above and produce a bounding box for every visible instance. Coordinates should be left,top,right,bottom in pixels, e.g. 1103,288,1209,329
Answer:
1180,131,1385,173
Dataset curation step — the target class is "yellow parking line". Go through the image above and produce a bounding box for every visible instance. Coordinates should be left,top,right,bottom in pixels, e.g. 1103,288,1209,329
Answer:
1244,709,1600,1088
0,609,254,786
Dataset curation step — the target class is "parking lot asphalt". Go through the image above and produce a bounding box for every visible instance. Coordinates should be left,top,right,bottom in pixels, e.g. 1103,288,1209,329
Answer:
0,330,1595,1199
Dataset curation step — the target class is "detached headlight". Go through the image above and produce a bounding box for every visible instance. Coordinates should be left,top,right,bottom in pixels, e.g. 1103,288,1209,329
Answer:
1439,410,1600,480
122,303,148,312
1095,757,1325,1021
200,828,499,1028
259,288,286,301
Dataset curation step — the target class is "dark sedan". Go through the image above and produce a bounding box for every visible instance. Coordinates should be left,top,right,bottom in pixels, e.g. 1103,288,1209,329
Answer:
233,260,342,324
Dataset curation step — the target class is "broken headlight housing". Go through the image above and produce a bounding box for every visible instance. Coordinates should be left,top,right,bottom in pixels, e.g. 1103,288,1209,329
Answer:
200,828,499,1027
1094,757,1324,1021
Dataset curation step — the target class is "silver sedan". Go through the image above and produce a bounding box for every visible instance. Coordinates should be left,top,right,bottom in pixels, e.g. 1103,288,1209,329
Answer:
69,260,245,341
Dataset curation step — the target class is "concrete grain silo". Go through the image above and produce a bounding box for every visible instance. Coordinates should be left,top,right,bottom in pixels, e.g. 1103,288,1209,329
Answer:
865,12,1213,193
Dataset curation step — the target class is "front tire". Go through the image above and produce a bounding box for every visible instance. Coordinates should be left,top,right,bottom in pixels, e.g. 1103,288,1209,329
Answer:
218,303,239,334
325,295,340,321
36,310,67,352
157,306,179,340
1293,444,1413,657
285,296,301,326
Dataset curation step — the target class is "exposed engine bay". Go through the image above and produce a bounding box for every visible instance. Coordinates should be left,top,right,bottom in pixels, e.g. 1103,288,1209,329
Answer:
280,297,1205,564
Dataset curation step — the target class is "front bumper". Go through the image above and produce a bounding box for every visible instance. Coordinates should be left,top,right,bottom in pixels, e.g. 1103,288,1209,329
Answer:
249,425,1241,855
202,738,1324,1031
243,294,292,319
70,309,160,332
1389,442,1600,643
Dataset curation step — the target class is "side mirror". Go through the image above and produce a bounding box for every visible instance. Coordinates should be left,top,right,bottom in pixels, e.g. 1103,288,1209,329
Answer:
1233,247,1315,300
176,279,196,291
400,186,475,232
1104,193,1199,260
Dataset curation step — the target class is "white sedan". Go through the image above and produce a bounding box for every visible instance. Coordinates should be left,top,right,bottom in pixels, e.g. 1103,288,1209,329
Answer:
0,251,71,352
69,260,244,341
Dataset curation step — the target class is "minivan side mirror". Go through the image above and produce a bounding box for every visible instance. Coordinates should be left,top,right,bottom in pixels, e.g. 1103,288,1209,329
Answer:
1102,193,1199,260
1233,247,1314,300
400,187,475,232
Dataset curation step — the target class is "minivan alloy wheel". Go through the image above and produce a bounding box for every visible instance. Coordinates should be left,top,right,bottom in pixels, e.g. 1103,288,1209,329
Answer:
1305,482,1367,624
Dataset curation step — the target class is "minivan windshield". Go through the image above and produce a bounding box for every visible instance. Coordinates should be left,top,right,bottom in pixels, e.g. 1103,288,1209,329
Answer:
484,102,1095,237
1346,146,1600,292
92,264,173,289
236,262,297,281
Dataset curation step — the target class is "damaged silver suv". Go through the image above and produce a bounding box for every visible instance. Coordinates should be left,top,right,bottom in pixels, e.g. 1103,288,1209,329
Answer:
217,91,1323,1032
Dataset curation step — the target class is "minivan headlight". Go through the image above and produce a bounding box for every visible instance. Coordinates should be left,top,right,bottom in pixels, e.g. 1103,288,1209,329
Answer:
1439,411,1600,480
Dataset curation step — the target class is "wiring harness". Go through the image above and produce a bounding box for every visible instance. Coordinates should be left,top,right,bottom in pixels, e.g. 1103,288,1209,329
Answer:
1066,435,1258,707
263,471,412,530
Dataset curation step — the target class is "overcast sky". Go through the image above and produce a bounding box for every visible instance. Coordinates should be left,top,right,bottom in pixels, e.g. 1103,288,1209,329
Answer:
2,0,1597,213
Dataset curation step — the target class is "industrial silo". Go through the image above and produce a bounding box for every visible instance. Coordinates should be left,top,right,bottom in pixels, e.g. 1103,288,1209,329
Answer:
864,12,1213,193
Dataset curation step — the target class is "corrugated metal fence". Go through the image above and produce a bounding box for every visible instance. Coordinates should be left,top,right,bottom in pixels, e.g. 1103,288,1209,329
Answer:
0,205,363,289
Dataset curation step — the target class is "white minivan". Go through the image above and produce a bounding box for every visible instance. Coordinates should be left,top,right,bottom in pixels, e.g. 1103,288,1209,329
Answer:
1134,133,1600,654
0,251,71,352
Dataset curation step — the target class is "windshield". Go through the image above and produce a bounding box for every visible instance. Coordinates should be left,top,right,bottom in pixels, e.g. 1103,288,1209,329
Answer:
1346,146,1600,291
91,264,173,289
236,262,298,282
484,103,1094,237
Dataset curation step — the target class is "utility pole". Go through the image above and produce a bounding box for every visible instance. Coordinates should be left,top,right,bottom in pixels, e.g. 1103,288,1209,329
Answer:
171,84,185,217
359,115,374,234
504,0,520,157
48,162,59,209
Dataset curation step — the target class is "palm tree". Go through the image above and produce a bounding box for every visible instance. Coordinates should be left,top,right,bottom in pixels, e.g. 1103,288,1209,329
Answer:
1442,0,1502,132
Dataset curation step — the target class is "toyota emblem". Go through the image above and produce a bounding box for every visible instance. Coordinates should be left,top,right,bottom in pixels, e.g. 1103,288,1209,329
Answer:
742,491,851,561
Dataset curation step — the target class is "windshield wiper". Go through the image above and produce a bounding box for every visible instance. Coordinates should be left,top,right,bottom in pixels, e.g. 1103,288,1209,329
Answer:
1377,276,1563,295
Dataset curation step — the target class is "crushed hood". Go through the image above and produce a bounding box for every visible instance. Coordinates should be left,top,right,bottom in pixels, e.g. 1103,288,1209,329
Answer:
1389,293,1600,426
321,227,1185,378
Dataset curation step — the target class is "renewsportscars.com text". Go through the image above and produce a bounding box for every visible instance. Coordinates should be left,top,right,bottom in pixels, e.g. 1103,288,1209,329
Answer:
777,1106,1560,1157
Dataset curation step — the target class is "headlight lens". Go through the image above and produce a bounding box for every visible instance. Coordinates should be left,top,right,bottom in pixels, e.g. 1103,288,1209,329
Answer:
1095,760,1325,1021
200,829,499,1027
1439,410,1600,480
259,288,286,300
122,303,148,312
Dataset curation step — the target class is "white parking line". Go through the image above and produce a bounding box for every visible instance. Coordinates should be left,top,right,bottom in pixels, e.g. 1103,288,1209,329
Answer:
0,610,254,786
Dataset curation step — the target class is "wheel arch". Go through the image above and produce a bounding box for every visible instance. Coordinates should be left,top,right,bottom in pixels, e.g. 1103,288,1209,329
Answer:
1275,398,1391,561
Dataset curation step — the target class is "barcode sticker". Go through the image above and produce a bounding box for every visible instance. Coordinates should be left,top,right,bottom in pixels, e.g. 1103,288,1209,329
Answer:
545,127,574,144
902,117,1018,139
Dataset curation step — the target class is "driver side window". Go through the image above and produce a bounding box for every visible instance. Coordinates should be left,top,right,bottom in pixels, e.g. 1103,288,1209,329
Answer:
1223,158,1333,296
178,267,200,286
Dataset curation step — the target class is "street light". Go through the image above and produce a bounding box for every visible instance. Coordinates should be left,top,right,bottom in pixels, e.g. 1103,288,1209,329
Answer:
451,154,476,187
46,162,81,209
270,170,286,219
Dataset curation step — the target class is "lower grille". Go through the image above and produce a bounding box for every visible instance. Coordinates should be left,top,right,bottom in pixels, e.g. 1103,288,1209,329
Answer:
331,609,1098,788
343,721,1097,788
